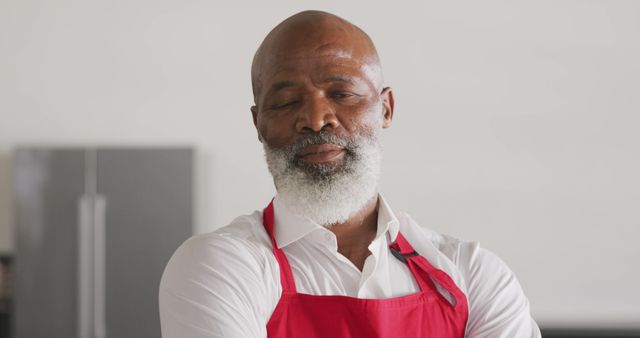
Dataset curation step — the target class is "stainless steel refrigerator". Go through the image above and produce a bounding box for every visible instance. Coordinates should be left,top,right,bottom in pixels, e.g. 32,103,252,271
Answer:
12,147,193,338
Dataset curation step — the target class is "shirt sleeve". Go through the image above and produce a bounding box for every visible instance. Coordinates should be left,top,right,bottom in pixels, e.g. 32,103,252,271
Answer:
459,243,542,338
159,234,277,338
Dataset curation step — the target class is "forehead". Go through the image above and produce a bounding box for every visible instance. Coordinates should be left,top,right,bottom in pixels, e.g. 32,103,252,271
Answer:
258,44,380,88
268,51,356,76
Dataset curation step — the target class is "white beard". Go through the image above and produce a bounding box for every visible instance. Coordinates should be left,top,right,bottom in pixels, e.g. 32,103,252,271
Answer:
263,131,382,227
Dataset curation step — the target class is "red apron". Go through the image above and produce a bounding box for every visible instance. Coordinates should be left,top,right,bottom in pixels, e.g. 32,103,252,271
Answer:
262,202,469,338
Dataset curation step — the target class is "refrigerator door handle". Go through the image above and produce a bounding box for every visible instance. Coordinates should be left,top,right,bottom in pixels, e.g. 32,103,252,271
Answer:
77,194,94,338
93,194,107,338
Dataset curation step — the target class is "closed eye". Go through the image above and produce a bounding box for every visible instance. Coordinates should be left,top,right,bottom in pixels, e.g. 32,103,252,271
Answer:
270,100,299,110
329,92,358,99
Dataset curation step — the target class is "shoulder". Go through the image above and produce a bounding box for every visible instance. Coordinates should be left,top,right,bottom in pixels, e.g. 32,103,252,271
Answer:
395,211,517,292
160,210,277,290
159,210,281,337
177,210,271,257
395,212,478,264
206,210,273,253
396,212,540,336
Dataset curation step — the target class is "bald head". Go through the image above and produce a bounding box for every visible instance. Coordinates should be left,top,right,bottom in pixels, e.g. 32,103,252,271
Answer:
251,10,384,104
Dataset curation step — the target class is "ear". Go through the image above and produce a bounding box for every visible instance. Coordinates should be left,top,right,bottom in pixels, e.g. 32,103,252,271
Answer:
380,87,394,128
250,105,263,142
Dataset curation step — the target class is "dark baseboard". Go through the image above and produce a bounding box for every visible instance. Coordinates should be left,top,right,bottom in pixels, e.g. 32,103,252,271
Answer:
542,328,640,338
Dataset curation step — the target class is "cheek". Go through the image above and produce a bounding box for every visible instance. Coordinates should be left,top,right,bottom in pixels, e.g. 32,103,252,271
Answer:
258,114,296,147
342,102,384,132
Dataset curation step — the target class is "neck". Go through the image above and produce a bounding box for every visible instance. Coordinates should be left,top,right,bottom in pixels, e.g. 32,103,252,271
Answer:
328,194,379,271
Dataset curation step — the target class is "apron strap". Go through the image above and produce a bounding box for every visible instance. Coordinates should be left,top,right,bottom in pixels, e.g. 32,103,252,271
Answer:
389,233,434,292
263,201,297,293
389,233,466,308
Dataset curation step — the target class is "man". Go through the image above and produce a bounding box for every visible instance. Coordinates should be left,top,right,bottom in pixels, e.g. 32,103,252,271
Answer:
160,10,541,338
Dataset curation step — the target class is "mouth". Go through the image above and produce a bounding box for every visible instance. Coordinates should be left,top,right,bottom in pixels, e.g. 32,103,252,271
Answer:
296,143,346,164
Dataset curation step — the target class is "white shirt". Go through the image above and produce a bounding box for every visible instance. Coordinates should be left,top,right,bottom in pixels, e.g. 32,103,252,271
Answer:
159,194,541,337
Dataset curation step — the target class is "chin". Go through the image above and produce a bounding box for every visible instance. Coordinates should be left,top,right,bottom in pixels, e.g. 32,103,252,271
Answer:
266,136,382,226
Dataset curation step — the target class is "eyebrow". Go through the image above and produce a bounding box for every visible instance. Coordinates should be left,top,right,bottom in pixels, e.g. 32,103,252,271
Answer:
268,75,357,94
269,81,297,93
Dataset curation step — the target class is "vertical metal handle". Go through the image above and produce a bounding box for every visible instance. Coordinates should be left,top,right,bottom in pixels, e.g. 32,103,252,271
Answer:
77,149,107,338
93,194,107,338
77,194,93,338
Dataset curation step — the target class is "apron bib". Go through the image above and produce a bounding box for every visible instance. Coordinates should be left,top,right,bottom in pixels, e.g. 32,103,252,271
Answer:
262,201,468,337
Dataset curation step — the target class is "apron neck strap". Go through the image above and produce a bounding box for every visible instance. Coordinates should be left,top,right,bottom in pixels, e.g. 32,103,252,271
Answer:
389,233,434,291
390,233,466,308
263,201,297,292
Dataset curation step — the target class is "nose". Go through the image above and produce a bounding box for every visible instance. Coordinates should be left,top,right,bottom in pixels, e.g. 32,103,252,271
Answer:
295,94,339,133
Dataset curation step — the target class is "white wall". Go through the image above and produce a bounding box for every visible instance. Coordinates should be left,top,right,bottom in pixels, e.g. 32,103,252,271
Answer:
1,0,638,328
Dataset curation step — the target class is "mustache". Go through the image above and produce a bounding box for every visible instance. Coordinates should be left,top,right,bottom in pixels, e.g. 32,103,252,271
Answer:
288,132,356,157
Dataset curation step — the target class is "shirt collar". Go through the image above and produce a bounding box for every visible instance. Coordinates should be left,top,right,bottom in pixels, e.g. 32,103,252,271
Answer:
272,193,400,249
376,194,400,244
272,194,322,248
